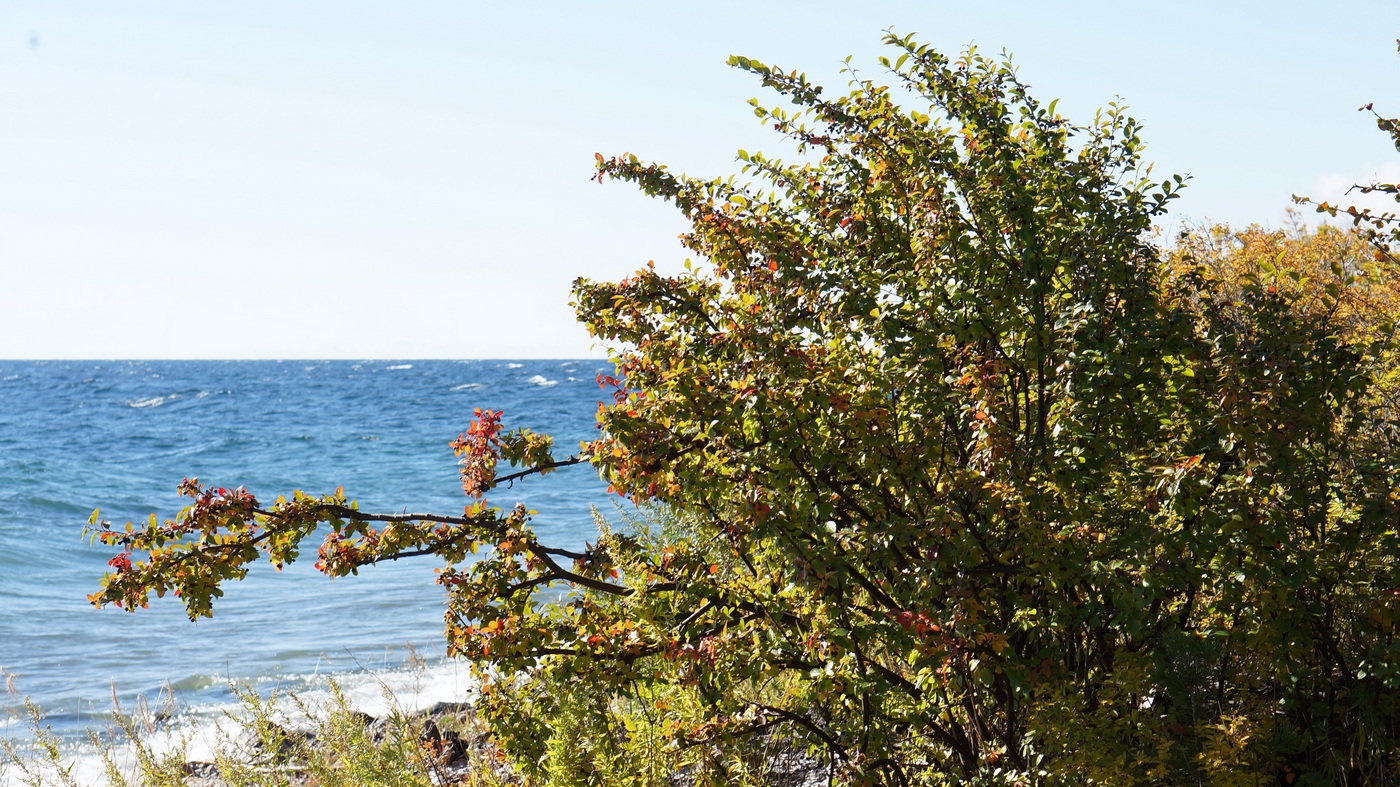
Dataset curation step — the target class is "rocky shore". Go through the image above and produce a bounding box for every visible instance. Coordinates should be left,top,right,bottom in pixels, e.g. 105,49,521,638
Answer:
180,701,500,786
178,700,829,787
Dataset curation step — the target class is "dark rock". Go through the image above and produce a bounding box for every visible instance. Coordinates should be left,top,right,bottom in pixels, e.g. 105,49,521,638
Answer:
420,701,474,720
343,709,376,729
240,721,314,765
180,760,226,787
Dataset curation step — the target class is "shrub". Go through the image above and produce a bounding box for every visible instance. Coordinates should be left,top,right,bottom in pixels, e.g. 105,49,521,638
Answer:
88,34,1400,785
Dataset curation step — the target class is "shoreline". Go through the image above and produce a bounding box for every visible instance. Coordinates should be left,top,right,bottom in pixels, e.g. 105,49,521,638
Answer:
2,658,481,786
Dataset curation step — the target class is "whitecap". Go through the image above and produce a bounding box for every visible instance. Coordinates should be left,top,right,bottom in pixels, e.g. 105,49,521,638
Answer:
127,395,180,409
527,375,558,388
450,383,482,391
506,363,523,369
386,364,413,370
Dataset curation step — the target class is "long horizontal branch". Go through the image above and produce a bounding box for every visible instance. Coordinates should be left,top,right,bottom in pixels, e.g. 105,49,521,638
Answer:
299,504,634,595
292,504,588,560
106,498,715,606
277,505,642,597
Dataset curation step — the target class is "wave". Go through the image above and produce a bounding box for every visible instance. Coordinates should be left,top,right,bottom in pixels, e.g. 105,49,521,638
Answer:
126,395,177,408
0,358,614,766
123,390,226,409
385,364,413,370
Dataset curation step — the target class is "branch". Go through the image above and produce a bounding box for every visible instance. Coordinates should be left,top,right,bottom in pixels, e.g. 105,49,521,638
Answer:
294,504,588,560
752,703,849,762
530,549,634,597
495,455,588,488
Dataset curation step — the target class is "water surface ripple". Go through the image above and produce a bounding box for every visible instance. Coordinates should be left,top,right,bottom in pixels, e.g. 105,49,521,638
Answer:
0,360,613,734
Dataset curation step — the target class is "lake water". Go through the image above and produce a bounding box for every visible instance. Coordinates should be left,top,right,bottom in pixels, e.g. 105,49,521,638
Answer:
0,360,615,757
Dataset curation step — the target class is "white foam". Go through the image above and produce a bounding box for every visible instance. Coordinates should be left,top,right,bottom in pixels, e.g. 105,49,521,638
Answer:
526,375,558,388
299,659,478,718
506,363,523,369
126,394,182,409
385,364,413,370
450,383,482,391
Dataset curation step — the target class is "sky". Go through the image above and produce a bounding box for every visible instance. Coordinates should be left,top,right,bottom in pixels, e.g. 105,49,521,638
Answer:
2,1,1398,359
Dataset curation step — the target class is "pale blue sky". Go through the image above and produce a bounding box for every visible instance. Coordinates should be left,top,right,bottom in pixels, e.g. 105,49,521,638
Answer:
2,1,1398,359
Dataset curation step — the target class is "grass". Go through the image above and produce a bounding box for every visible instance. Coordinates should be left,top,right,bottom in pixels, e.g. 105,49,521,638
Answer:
0,668,515,787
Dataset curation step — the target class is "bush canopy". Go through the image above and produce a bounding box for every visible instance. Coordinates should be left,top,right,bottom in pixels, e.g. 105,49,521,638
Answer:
91,33,1400,786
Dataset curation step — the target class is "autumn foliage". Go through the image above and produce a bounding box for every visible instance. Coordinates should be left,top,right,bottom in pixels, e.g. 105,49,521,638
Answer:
91,34,1400,786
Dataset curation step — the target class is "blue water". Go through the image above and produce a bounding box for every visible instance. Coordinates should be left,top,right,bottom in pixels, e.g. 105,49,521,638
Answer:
0,360,614,736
